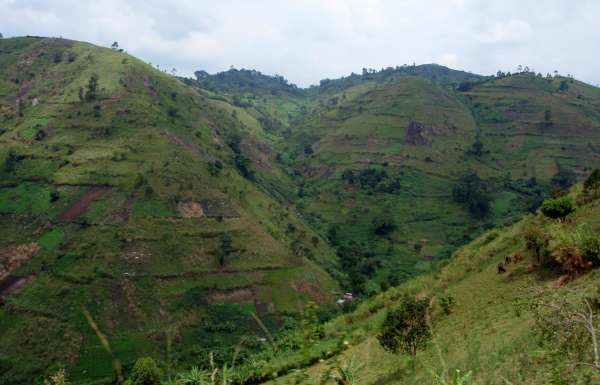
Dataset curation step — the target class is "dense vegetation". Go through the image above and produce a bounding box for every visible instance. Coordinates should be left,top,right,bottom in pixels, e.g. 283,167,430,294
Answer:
0,36,599,385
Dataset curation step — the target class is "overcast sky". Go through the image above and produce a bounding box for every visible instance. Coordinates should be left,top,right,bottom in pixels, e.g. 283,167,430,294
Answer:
1,0,599,87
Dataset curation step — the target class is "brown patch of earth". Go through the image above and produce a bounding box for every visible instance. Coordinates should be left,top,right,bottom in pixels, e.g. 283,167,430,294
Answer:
404,121,432,146
211,286,256,302
0,275,35,298
0,243,39,281
59,186,112,222
290,281,330,304
177,201,204,218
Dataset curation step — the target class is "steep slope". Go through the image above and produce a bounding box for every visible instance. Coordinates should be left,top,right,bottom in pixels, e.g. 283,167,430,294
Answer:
258,182,600,385
277,72,600,293
0,37,338,384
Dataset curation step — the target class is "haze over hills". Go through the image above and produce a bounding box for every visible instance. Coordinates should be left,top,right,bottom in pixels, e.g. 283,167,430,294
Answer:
0,36,599,385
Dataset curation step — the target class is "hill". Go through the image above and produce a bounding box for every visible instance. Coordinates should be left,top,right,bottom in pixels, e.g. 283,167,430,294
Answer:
0,37,338,384
1,36,600,385
256,180,600,385
270,69,600,294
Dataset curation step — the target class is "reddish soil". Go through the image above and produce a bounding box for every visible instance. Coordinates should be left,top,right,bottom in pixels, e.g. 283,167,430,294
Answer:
290,281,330,304
16,80,34,100
0,275,35,297
404,121,432,146
59,186,112,222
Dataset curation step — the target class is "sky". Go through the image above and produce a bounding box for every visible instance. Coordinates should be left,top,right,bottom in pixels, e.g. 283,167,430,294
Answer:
1,0,599,87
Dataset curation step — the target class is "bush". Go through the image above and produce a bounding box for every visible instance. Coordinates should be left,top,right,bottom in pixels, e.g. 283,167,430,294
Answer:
452,172,492,219
377,294,430,359
372,215,396,236
125,357,161,385
523,225,550,264
540,197,574,220
583,168,600,192
580,232,600,263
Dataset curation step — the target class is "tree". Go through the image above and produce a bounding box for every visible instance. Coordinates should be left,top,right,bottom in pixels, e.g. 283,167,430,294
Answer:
85,73,99,101
0,33,3,39
124,357,161,385
551,169,577,189
532,290,600,382
3,149,21,173
303,144,314,155
377,295,430,367
452,172,492,219
372,215,396,236
218,234,233,268
583,168,600,192
544,109,552,126
111,41,119,50
540,196,574,220
468,134,484,157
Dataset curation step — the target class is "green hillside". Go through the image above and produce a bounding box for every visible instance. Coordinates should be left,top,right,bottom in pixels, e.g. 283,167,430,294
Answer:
271,69,600,294
0,37,338,384
260,181,600,385
1,36,600,385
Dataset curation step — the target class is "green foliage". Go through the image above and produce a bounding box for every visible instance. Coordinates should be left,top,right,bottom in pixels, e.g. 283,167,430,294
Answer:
583,168,600,192
452,173,492,219
372,215,396,236
377,294,430,358
551,169,577,190
85,73,99,101
540,196,574,220
218,234,233,268
439,295,455,315
125,357,162,385
38,227,64,251
341,168,401,194
433,369,478,385
523,225,550,263
579,231,600,263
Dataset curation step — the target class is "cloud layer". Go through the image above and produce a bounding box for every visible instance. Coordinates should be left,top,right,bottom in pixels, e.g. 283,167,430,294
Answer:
1,0,598,87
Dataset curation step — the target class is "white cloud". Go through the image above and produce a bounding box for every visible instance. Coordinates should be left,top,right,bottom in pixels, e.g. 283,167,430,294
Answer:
0,0,598,86
477,20,534,44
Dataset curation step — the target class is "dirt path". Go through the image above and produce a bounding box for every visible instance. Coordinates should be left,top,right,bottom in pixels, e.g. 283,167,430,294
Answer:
59,186,112,222
0,275,35,297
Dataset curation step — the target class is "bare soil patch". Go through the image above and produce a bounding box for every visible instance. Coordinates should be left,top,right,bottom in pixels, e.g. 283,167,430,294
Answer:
177,201,204,218
59,186,112,222
211,286,256,303
0,243,39,281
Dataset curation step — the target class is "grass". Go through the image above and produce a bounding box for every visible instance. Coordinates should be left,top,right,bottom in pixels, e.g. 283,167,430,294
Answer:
262,189,600,385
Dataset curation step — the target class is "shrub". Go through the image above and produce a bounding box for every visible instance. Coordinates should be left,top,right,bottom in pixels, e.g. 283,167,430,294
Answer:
452,172,492,219
583,168,600,192
377,294,430,360
540,197,574,220
439,295,455,315
125,357,162,385
85,74,98,101
523,225,550,263
372,215,396,236
580,232,600,263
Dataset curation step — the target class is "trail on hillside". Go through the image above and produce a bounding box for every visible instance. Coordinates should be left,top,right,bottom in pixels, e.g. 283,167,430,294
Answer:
59,186,112,222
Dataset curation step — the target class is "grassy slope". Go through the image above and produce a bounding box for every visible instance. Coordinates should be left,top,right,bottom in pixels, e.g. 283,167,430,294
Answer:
278,73,600,285
0,37,338,384
266,185,600,385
